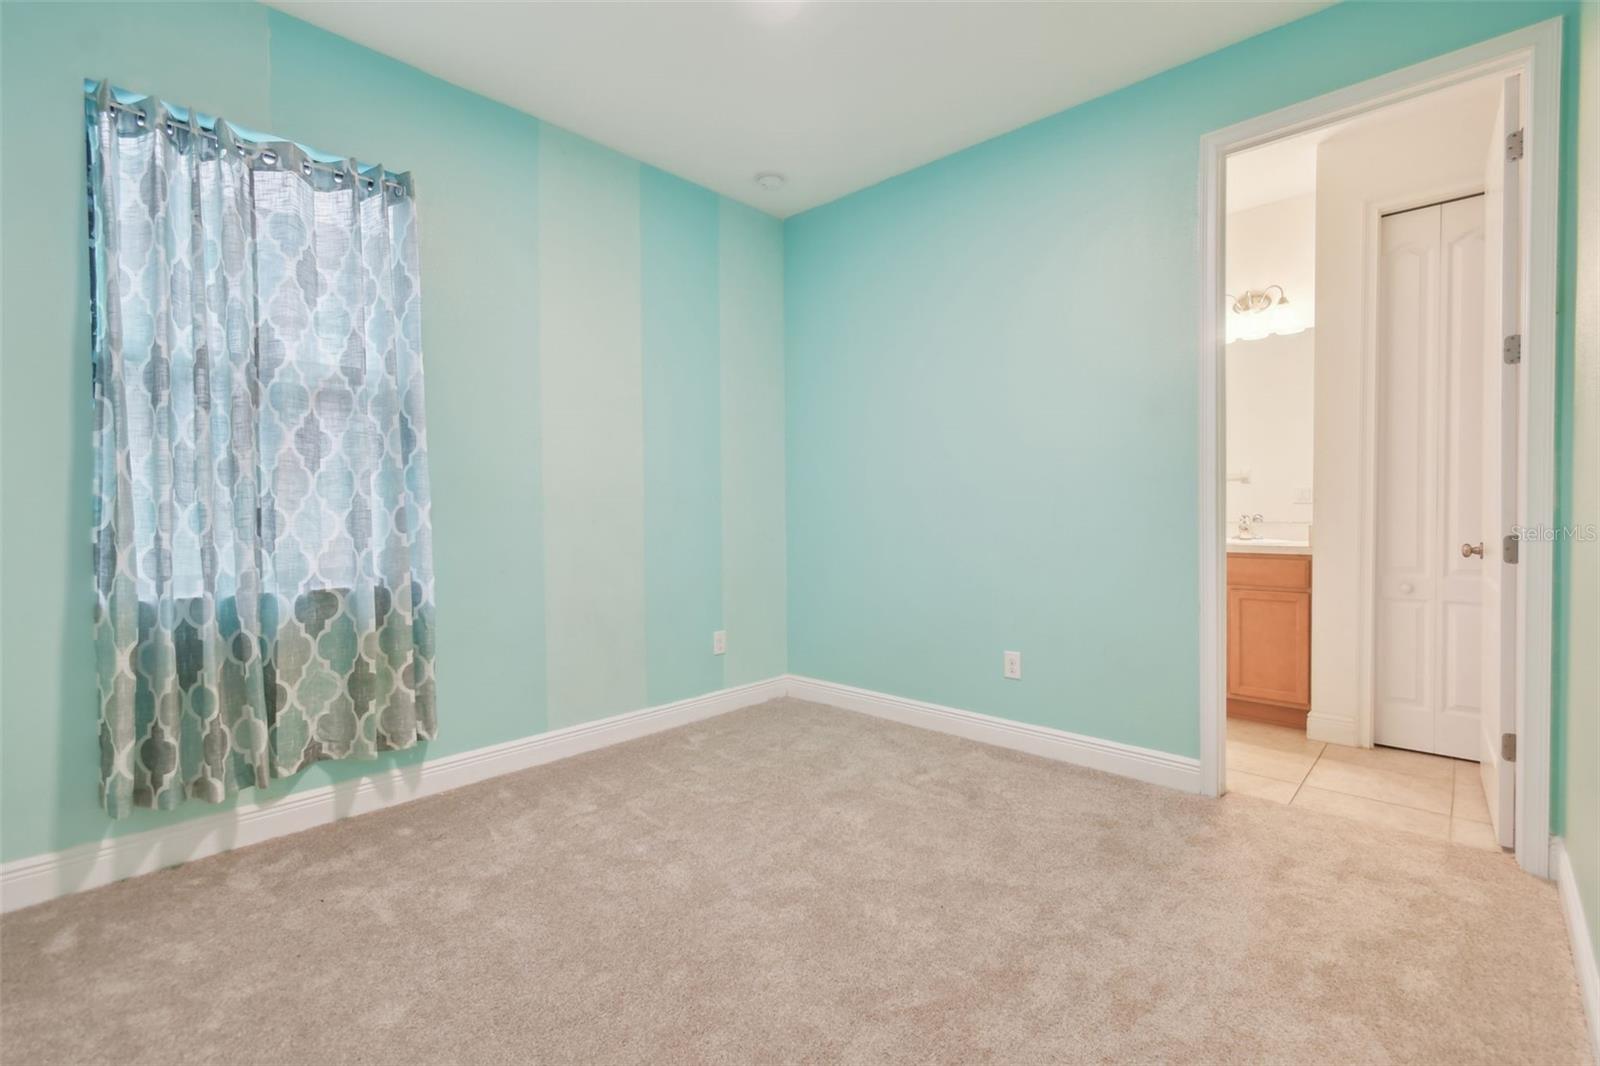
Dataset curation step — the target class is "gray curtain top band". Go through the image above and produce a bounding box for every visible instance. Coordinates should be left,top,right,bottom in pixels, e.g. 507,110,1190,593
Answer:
85,79,414,199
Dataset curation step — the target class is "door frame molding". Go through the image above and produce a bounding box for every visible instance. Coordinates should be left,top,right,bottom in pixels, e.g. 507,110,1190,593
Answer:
1195,18,1562,877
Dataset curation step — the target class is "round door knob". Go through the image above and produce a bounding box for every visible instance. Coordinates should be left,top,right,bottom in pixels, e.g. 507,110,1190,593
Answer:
1461,542,1485,558
1400,582,1414,594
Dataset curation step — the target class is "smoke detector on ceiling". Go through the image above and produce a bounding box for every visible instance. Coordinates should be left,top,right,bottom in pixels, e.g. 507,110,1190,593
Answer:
754,172,786,191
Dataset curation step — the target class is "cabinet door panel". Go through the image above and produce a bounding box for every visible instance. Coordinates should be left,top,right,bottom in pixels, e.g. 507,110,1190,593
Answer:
1227,588,1312,708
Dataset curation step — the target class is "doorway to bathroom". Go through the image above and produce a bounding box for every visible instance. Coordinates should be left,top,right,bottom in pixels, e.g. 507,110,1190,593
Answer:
1195,19,1561,876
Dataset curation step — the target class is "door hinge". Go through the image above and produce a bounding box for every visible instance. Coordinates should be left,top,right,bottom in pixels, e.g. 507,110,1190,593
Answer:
1503,334,1522,364
1503,533,1520,564
1501,732,1517,763
1506,128,1524,161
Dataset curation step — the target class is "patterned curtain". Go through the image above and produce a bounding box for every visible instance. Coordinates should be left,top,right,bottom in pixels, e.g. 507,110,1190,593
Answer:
87,83,437,817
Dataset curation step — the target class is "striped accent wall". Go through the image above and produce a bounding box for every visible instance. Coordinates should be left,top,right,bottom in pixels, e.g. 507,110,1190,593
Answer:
0,3,786,862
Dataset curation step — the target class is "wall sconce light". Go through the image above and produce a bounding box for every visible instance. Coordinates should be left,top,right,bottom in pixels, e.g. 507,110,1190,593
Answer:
1225,283,1308,343
1229,284,1290,315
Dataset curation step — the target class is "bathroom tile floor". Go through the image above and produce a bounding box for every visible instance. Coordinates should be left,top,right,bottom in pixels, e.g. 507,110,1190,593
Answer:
1225,718,1500,850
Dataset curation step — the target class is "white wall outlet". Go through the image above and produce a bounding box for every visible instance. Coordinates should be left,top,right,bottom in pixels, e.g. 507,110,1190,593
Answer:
1003,650,1022,680
1294,487,1314,505
712,630,726,655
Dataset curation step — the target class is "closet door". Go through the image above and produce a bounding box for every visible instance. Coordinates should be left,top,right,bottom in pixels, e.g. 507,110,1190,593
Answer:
1373,198,1486,760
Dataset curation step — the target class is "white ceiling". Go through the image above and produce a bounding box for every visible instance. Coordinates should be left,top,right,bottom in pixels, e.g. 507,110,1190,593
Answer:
1226,134,1325,213
268,1,1327,217
1226,73,1502,213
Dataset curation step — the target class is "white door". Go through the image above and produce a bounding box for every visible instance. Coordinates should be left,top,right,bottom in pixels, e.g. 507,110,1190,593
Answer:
1479,74,1522,850
1373,196,1487,761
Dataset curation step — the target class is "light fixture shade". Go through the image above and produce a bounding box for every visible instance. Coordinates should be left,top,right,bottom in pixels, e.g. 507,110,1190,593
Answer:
1226,284,1309,343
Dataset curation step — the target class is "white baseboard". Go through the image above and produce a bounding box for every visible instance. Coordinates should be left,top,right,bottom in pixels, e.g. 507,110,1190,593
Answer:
2,673,1206,913
1306,711,1359,747
786,675,1202,793
0,676,786,914
1553,838,1600,1064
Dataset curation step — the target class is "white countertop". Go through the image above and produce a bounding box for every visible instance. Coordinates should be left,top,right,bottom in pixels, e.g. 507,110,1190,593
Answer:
1226,538,1310,555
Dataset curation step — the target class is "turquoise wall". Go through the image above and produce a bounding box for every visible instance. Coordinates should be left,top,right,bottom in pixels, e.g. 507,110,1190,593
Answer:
0,0,1589,970
0,2,786,862
784,0,1587,761
1558,0,1599,964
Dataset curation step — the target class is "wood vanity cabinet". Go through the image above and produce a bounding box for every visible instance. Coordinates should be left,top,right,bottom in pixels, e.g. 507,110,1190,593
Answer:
1226,553,1311,727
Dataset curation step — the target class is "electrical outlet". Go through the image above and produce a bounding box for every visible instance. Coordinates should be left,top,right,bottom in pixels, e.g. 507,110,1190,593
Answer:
712,630,726,655
1003,650,1022,680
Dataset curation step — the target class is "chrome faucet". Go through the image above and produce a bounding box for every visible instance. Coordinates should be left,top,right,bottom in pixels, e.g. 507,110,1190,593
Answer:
1236,513,1264,539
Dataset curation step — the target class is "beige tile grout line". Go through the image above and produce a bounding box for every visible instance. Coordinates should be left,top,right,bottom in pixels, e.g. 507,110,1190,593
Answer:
1231,723,1480,831
1234,721,1494,847
1448,761,1457,825
1285,741,1320,806
1279,732,1464,823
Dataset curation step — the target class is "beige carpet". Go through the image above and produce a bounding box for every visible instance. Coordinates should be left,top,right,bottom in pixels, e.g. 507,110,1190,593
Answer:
0,698,1590,1065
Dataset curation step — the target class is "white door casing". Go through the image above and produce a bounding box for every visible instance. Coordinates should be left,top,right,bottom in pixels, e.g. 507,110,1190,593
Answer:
1373,198,1487,761
1197,18,1559,877
1479,73,1522,850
